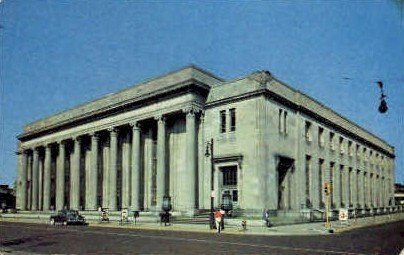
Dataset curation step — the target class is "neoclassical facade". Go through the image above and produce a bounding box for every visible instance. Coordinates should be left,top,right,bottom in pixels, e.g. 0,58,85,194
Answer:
16,66,395,216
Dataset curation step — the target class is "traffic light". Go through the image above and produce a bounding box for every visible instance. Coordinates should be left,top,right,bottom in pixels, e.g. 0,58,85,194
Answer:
323,182,330,195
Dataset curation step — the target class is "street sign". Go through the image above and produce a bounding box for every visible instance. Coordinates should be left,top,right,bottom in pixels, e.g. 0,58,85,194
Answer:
339,208,348,221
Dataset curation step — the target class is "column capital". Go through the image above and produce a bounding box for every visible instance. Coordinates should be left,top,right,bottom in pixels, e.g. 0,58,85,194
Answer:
129,120,141,130
154,114,166,123
182,106,201,116
108,127,118,134
89,131,100,139
72,136,82,142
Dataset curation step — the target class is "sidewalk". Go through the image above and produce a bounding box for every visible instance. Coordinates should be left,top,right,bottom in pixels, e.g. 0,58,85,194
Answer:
1,212,403,236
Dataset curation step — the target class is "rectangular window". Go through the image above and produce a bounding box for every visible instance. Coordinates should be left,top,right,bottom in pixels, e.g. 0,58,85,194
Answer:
319,159,324,208
305,121,312,142
284,111,288,134
318,127,324,147
232,190,238,202
220,110,226,133
349,167,353,206
356,144,360,158
340,165,344,206
330,132,335,150
222,166,237,186
229,108,236,132
348,141,353,156
305,155,311,207
279,109,283,134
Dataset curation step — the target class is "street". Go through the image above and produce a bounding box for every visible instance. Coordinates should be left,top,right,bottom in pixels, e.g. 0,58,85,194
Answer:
1,221,403,255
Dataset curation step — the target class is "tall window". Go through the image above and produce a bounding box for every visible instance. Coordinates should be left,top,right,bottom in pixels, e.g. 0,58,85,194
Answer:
319,159,324,208
284,111,288,134
305,121,312,142
220,110,226,133
330,132,335,150
229,108,236,132
278,109,288,135
305,155,311,207
318,127,324,147
356,144,360,158
349,167,353,206
222,166,237,186
339,164,344,206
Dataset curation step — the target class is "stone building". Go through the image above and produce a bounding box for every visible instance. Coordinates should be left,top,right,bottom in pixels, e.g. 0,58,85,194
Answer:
15,65,395,216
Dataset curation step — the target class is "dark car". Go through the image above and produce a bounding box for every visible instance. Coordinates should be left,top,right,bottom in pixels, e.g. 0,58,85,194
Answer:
50,210,88,226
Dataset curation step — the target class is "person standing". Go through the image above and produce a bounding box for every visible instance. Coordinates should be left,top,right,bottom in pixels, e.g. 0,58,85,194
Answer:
214,209,223,233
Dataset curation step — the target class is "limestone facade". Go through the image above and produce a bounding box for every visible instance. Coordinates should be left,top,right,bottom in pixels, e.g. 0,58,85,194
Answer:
16,66,395,215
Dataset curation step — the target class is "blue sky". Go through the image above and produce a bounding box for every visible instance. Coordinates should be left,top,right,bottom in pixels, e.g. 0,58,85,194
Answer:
1,1,403,186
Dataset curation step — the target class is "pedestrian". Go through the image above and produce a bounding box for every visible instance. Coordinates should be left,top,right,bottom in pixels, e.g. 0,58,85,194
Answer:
263,209,271,227
214,209,223,233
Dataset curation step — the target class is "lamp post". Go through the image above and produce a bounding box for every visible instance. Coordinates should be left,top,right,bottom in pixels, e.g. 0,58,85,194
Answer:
205,138,215,229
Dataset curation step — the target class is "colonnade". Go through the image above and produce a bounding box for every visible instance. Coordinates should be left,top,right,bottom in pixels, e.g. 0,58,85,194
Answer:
17,108,199,212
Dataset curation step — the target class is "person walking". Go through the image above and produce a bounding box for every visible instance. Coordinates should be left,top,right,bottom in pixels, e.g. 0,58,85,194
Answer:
214,209,223,233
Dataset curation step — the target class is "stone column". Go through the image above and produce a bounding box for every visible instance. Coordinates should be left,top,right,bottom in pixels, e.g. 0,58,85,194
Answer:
43,144,51,211
351,168,357,208
184,108,197,214
31,148,39,211
155,115,166,211
56,141,65,210
109,128,118,211
86,133,99,210
130,121,141,211
18,151,28,210
121,131,131,209
70,137,81,210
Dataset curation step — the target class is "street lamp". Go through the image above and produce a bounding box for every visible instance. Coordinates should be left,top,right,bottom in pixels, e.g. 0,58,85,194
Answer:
205,138,215,229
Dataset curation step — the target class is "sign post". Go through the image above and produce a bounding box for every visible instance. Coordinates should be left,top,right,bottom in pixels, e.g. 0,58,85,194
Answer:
339,208,349,225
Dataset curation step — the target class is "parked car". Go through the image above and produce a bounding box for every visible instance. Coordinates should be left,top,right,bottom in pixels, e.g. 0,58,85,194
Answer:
50,210,88,226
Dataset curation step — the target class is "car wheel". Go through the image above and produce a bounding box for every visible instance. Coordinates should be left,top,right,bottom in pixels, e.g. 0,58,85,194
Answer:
50,218,55,225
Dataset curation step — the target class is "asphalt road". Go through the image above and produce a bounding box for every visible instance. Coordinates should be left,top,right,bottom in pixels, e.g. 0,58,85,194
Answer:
1,221,403,255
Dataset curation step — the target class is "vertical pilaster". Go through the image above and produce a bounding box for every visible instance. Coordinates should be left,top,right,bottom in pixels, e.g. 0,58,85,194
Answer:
70,137,81,210
17,151,27,210
56,141,65,210
184,108,197,214
43,145,51,210
156,115,166,211
32,148,39,211
87,133,99,210
109,128,118,211
130,121,141,211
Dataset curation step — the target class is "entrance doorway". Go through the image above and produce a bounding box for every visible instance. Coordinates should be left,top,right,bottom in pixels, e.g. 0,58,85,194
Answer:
277,156,294,210
219,166,238,208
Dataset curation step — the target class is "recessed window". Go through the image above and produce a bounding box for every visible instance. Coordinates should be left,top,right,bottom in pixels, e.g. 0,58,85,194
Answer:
318,127,324,147
330,132,335,150
278,109,283,134
229,108,236,132
305,121,312,142
222,166,237,186
220,110,226,133
284,111,287,134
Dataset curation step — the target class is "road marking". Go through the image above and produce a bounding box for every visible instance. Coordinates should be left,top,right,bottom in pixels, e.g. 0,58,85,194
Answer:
1,223,367,255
